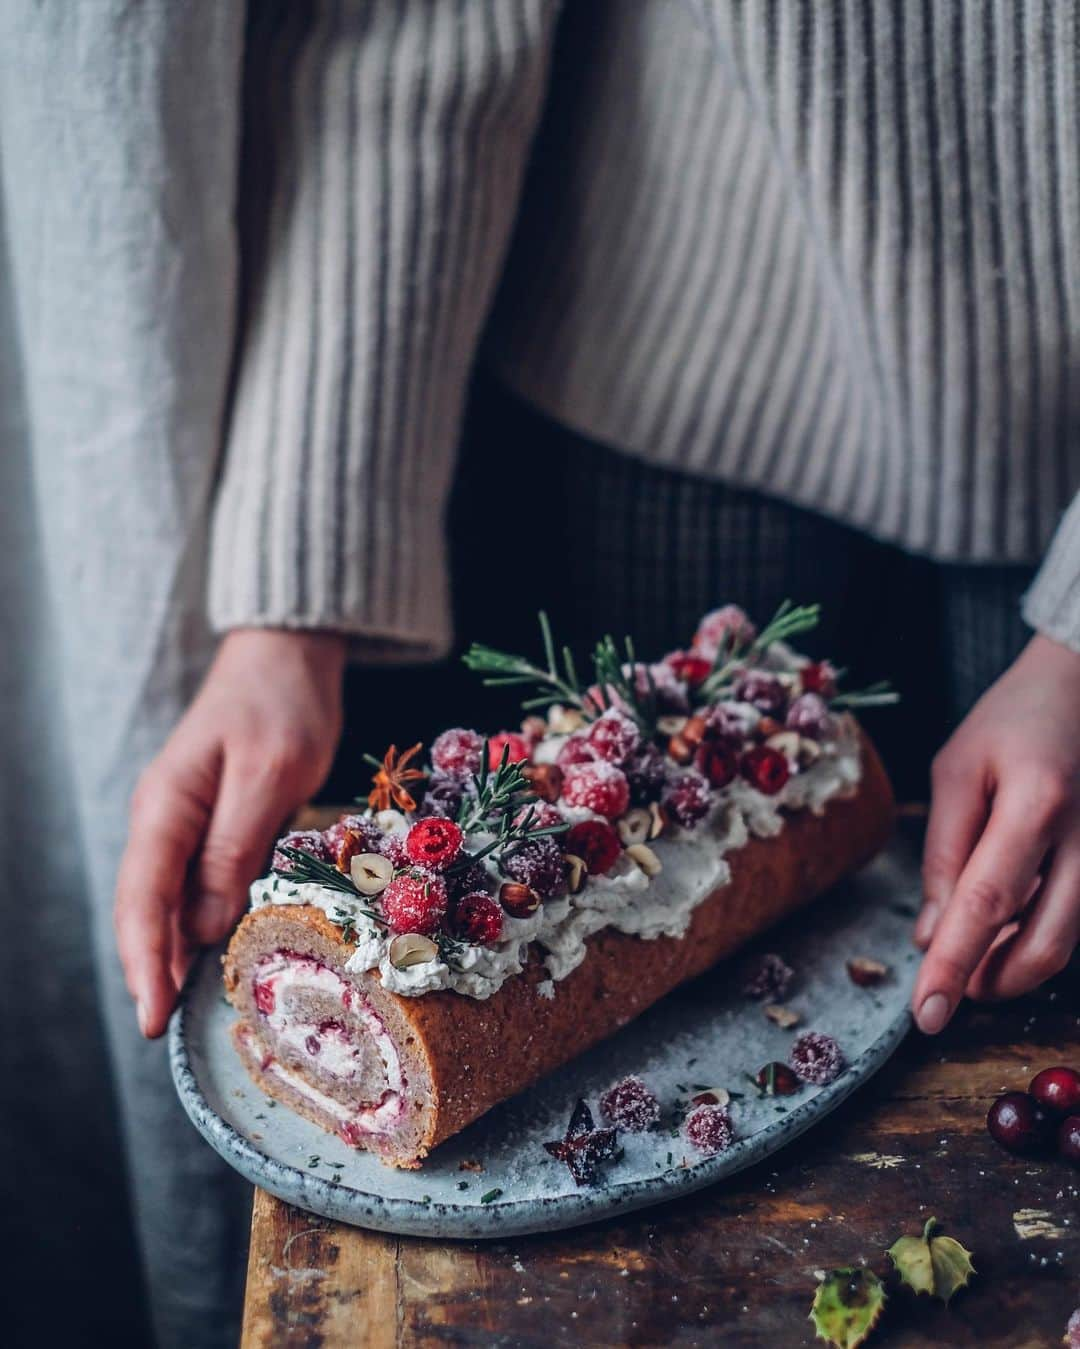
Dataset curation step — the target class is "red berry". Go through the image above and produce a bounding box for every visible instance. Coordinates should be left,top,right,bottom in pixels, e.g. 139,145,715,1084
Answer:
684,1103,734,1156
733,669,787,715
586,707,641,764
273,829,331,872
1058,1116,1080,1166
664,649,713,688
740,953,794,1001
786,691,834,739
513,801,564,831
452,891,504,945
430,727,485,779
692,605,757,661
754,1061,801,1095
253,980,275,1015
404,816,464,871
561,760,631,820
599,1075,661,1131
697,740,738,789
380,873,448,935
661,770,712,827
625,743,667,804
800,660,838,697
986,1091,1053,1156
1028,1066,1080,1118
419,772,465,819
563,820,622,876
790,1031,845,1085
556,733,597,768
379,833,410,868
501,836,565,896
740,745,790,795
487,731,530,770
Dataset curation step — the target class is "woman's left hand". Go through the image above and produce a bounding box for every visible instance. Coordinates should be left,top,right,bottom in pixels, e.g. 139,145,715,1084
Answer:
912,633,1080,1034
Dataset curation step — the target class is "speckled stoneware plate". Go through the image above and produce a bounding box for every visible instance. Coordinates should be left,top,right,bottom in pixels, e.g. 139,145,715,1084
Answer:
170,834,920,1238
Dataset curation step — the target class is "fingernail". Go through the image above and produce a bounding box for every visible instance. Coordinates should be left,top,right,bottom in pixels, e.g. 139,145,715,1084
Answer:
917,992,950,1035
914,902,938,940
137,1000,150,1037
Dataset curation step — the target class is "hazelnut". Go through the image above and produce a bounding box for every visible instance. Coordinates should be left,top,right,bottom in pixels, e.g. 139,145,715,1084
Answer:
563,853,587,894
764,1004,801,1029
765,731,802,761
521,762,564,803
847,956,889,987
797,736,822,766
388,933,439,970
617,808,652,847
667,733,694,765
682,713,710,748
625,843,662,878
690,1087,730,1108
499,881,541,918
349,852,395,896
647,802,668,840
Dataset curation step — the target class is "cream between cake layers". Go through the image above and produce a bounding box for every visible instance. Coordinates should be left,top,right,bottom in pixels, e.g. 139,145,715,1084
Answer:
224,603,897,1167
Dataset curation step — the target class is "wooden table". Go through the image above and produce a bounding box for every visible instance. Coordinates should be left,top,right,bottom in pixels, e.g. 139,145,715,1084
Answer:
240,955,1080,1347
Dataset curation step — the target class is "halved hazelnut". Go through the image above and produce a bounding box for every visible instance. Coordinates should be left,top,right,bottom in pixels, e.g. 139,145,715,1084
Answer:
657,714,688,737
521,762,564,803
797,737,822,767
765,731,802,761
499,881,541,918
549,706,585,735
563,853,587,894
625,843,662,878
690,1087,730,1108
617,808,652,847
847,956,889,987
647,802,668,840
350,852,395,896
764,1003,801,1029
388,933,439,969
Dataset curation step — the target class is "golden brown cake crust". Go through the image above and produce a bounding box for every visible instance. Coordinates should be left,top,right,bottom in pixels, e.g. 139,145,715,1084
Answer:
224,729,894,1162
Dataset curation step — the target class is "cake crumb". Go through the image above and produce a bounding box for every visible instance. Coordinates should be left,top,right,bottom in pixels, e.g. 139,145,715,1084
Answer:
537,979,555,1000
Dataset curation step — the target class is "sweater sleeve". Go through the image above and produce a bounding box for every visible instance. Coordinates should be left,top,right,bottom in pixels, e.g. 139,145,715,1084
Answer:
1022,493,1080,654
208,0,559,662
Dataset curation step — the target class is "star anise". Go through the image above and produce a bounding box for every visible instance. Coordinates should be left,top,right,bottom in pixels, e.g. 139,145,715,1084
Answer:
543,1099,620,1186
368,742,426,812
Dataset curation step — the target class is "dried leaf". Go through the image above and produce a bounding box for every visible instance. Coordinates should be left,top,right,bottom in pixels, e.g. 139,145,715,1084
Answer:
809,1268,886,1348
887,1217,975,1304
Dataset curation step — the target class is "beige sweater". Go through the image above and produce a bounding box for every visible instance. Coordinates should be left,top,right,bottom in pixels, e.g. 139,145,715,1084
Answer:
209,0,1080,658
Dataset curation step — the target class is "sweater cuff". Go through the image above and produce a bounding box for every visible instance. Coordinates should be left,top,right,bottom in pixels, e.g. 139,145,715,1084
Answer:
1022,493,1080,654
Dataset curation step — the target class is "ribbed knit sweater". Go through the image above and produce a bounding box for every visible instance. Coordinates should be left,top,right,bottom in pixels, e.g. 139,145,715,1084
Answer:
209,0,1080,658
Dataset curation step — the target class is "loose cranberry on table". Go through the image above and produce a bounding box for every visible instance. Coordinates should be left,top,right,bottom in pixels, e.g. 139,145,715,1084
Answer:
599,1075,661,1132
985,1092,1053,1156
684,1103,734,1156
1028,1066,1080,1118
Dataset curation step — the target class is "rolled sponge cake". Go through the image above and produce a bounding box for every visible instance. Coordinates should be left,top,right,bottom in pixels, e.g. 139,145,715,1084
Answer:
223,731,894,1168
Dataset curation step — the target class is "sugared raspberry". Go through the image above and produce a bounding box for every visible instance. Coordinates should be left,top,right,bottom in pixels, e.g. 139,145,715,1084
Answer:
786,692,835,740
692,605,757,660
625,743,667,804
586,707,641,764
684,1103,734,1156
661,770,712,827
418,772,465,819
599,1075,661,1131
740,745,791,795
447,859,490,899
452,891,504,945
273,829,331,872
563,820,622,875
556,733,596,769
380,872,448,935
697,740,738,789
790,1031,845,1085
733,669,787,715
513,800,564,831
488,731,530,770
740,952,794,1001
561,760,631,820
501,835,565,897
800,660,838,698
663,649,713,688
405,816,464,871
430,727,484,779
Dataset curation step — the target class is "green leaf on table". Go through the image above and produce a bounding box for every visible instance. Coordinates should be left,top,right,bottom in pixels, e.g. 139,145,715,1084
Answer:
809,1268,886,1348
887,1216,975,1303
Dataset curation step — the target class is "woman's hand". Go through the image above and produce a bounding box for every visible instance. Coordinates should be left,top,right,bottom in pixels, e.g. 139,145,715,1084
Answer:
913,633,1080,1034
115,629,346,1038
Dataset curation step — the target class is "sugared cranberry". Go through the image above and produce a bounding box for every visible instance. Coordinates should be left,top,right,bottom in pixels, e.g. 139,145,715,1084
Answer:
561,760,631,820
452,891,504,945
786,691,835,739
272,829,331,872
513,800,564,831
790,1032,845,1085
563,820,622,876
661,769,712,827
501,835,565,896
599,1076,660,1132
1057,1116,1080,1166
624,743,667,804
664,649,713,688
754,1062,800,1095
556,733,597,769
487,731,530,770
684,1103,734,1156
404,816,464,871
733,669,787,715
380,872,448,935
740,745,790,795
799,660,838,697
586,707,642,764
430,727,484,779
741,952,794,1001
986,1091,1053,1156
253,980,275,1015
418,772,465,819
1028,1066,1080,1118
697,740,738,789
692,605,757,661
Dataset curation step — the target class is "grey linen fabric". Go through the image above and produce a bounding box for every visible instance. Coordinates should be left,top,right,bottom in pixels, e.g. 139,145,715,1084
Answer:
1,1,1079,1344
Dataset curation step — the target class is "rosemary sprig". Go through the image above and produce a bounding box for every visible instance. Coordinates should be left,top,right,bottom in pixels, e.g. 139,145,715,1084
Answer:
588,633,656,728
273,845,359,897
699,599,821,698
462,612,591,716
454,741,567,866
831,681,900,709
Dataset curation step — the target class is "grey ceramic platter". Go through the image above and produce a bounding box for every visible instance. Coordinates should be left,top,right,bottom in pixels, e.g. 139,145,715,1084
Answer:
170,834,920,1239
